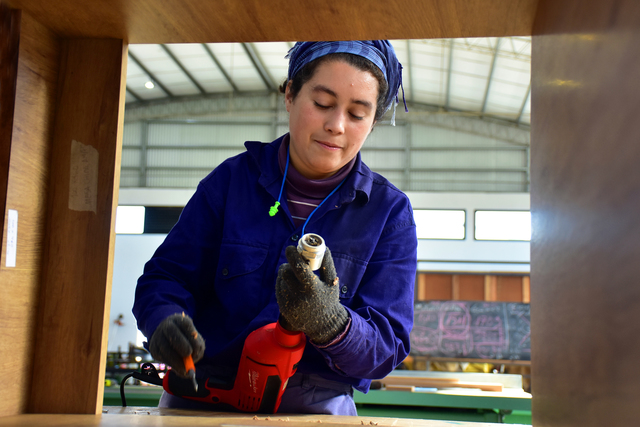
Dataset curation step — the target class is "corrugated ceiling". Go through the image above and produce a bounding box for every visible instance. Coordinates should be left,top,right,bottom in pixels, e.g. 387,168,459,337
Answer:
126,38,531,126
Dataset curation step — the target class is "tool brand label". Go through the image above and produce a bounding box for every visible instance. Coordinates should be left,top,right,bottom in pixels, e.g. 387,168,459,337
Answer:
248,370,259,394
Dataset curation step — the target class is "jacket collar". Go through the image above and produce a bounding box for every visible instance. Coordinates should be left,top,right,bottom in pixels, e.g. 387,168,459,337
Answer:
245,134,373,205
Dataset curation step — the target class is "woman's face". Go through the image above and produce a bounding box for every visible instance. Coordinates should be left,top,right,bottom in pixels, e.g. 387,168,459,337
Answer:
285,60,379,180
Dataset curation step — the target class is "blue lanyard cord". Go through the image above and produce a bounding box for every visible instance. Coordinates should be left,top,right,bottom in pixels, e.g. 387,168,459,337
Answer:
269,146,290,217
269,144,348,236
301,176,347,236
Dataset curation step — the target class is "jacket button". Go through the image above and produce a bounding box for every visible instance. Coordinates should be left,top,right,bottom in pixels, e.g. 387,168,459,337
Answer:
222,268,229,276
291,234,299,241
341,285,348,294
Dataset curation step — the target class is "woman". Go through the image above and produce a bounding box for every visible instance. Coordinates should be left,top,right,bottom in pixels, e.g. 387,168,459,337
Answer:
133,40,417,415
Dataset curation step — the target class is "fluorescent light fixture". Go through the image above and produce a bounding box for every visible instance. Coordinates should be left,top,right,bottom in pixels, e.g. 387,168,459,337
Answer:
144,81,155,89
414,209,466,240
115,205,145,234
475,210,531,241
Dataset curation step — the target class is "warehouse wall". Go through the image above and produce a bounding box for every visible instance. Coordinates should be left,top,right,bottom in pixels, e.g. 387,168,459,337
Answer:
120,99,530,193
109,190,530,352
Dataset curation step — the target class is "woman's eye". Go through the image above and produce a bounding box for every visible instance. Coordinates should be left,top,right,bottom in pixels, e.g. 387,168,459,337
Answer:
314,102,329,109
350,113,364,120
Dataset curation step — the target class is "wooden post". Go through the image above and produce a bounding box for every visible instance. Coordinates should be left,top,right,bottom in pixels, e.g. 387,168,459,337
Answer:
484,275,497,301
0,3,20,235
28,39,127,414
451,274,461,300
0,8,60,417
532,0,640,424
522,276,530,303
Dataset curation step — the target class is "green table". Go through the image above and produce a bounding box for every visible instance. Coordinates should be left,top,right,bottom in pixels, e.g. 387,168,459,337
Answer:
354,389,531,424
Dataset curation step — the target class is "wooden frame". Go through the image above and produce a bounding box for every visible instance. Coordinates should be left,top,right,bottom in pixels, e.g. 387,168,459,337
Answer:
2,0,640,425
0,3,20,242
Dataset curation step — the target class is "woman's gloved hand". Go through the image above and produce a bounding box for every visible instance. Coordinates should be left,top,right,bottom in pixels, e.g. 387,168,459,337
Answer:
276,246,349,345
148,312,205,377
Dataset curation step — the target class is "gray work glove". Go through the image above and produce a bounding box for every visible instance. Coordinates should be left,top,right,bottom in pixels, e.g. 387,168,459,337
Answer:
148,312,205,377
276,246,349,345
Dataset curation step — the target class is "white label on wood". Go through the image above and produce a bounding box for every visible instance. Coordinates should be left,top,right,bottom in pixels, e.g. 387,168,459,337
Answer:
69,139,98,213
6,209,18,267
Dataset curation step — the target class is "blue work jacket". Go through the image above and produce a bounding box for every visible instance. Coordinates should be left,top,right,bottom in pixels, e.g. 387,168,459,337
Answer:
133,134,418,393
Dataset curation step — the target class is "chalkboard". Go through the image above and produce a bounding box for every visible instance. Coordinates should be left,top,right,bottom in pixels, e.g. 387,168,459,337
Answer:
410,301,531,361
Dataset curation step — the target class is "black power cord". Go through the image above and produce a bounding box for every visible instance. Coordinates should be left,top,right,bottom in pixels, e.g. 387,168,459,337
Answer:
119,362,163,407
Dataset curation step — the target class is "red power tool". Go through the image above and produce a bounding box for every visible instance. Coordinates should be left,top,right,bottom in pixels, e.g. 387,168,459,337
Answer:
162,320,305,413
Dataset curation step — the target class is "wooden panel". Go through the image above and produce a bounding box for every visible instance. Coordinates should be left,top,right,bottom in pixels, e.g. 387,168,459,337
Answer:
0,9,59,418
29,39,126,414
417,273,452,300
454,274,485,301
0,3,20,235
3,0,538,43
495,276,523,302
531,1,640,425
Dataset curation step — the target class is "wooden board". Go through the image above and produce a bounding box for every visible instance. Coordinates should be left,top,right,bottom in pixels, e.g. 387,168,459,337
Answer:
3,0,539,43
0,408,512,426
28,38,127,414
381,376,503,392
531,0,640,425
0,8,60,418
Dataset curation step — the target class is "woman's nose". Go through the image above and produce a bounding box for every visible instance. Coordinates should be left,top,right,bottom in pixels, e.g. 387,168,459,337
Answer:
324,110,346,135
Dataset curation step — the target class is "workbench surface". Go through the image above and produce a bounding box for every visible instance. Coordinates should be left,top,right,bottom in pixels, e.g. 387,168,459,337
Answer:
0,407,527,426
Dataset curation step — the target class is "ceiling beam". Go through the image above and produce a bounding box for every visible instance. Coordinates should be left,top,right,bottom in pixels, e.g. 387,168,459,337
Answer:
406,40,414,102
126,86,143,101
160,44,206,94
516,83,531,124
201,44,239,93
242,43,277,91
445,39,454,110
481,38,502,114
128,51,174,97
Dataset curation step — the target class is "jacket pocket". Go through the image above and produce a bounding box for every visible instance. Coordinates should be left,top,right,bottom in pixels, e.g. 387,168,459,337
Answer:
331,253,368,301
215,240,269,313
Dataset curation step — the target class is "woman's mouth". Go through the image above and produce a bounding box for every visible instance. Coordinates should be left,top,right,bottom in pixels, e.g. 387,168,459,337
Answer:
316,140,341,150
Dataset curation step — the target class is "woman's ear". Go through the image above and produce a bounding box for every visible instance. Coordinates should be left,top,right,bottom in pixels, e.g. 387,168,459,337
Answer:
284,80,294,113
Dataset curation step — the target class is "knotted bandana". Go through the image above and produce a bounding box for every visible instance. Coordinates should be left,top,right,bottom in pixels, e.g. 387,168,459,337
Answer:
286,41,407,124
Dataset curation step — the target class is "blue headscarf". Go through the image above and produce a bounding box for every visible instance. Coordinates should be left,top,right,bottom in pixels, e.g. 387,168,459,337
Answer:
286,41,407,124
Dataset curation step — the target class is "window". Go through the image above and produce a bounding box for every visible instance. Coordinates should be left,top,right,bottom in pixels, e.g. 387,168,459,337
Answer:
475,210,531,241
414,209,466,240
115,206,145,234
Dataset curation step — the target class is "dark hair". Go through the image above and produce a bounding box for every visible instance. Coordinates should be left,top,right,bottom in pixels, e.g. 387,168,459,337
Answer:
279,53,389,123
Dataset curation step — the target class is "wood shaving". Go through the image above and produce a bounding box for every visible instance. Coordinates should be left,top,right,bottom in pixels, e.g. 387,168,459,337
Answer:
369,422,378,425
265,417,271,421
253,416,259,420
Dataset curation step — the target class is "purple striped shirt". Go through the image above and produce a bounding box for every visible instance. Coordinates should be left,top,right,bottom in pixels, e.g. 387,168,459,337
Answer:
278,135,356,228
